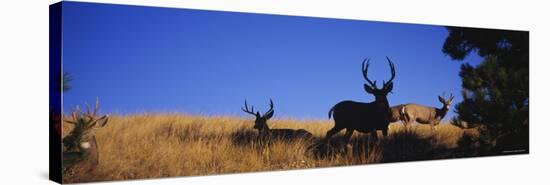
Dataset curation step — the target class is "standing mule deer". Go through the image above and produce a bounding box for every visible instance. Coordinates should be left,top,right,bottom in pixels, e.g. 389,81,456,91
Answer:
400,94,454,132
242,99,313,142
390,104,406,123
386,104,406,131
324,57,396,146
62,99,109,173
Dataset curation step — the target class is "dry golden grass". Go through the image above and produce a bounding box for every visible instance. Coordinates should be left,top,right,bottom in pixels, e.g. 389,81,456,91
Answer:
62,114,477,183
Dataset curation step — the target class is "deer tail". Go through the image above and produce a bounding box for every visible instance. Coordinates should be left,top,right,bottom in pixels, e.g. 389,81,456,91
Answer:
399,106,407,121
328,106,335,119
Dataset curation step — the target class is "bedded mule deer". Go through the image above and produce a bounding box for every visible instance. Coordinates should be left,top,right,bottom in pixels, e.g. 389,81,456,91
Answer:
242,99,312,142
62,99,109,172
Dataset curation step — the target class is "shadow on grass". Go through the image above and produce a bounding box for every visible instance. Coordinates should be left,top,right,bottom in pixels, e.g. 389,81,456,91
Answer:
306,130,459,163
381,131,441,162
229,129,317,149
306,133,373,160
229,128,480,163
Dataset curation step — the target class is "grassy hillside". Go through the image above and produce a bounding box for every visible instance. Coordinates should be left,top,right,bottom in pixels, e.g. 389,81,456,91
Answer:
62,114,478,183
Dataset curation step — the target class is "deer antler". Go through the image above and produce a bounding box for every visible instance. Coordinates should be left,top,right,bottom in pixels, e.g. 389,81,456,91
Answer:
93,98,99,117
383,56,396,89
64,98,107,129
63,106,80,125
439,92,455,103
242,100,258,117
84,98,100,120
362,58,377,88
264,99,274,116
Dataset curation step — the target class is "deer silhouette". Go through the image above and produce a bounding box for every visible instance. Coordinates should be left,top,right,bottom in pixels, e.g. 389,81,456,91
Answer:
242,99,312,142
324,57,396,147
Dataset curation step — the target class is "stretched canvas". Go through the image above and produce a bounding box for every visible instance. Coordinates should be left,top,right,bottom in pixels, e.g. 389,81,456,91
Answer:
49,1,529,183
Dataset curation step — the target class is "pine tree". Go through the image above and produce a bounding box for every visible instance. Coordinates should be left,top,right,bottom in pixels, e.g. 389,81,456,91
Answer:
62,72,72,92
442,27,529,154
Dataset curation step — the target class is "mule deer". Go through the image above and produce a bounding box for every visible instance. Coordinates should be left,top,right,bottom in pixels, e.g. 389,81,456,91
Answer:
325,57,396,146
390,104,406,123
62,99,109,172
400,94,454,132
242,99,313,142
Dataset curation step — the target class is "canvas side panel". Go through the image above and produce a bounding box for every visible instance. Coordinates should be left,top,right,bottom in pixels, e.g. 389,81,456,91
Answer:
49,2,63,184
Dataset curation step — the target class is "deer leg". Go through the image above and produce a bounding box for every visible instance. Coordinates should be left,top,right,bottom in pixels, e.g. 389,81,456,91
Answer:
403,115,411,132
343,129,355,157
370,129,378,141
429,122,437,144
382,127,389,138
323,126,343,144
343,129,354,148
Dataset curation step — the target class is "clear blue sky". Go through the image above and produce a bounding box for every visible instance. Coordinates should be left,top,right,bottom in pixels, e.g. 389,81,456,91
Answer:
61,2,482,120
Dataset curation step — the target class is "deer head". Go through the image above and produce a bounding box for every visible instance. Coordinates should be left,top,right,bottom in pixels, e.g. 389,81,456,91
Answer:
438,93,454,110
362,56,396,101
63,99,109,152
242,99,275,132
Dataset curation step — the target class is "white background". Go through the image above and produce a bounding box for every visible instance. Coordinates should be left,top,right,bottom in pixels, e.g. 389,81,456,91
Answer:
0,0,548,184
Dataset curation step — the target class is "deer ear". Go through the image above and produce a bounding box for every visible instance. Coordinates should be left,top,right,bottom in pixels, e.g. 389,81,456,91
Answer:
264,110,274,120
438,96,445,103
364,84,374,94
96,115,109,127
